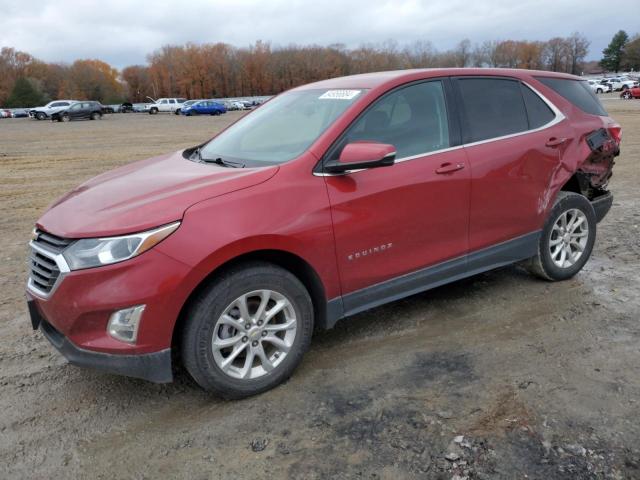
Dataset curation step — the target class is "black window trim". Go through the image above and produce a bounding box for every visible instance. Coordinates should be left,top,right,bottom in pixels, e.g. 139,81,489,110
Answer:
313,76,564,177
314,76,460,176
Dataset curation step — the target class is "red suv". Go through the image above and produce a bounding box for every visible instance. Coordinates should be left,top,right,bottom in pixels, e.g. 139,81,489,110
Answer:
27,69,620,398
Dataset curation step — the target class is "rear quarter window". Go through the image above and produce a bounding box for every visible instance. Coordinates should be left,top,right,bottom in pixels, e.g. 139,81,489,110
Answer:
535,77,607,116
520,84,556,129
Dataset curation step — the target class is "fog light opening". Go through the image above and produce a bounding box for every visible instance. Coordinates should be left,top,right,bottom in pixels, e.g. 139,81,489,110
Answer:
107,305,145,343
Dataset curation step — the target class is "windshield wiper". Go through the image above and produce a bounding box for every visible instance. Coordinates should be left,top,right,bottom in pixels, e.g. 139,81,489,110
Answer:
202,157,245,168
192,148,244,168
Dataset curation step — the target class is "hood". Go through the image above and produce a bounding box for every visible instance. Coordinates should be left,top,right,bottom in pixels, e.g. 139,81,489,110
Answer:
37,150,278,238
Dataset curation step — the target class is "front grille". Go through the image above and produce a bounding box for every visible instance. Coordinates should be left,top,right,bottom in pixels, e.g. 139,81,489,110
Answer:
29,250,60,294
33,229,73,252
28,229,73,295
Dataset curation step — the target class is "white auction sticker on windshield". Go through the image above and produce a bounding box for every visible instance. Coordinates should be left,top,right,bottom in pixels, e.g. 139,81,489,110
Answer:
319,89,361,100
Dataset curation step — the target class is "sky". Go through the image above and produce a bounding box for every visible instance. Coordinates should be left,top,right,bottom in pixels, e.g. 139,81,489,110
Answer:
0,0,637,68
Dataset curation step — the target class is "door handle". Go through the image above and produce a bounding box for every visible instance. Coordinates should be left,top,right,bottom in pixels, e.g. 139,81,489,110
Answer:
545,137,567,148
435,162,465,174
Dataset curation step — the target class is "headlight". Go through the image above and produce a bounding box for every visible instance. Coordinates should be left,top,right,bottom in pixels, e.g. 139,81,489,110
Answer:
62,222,180,270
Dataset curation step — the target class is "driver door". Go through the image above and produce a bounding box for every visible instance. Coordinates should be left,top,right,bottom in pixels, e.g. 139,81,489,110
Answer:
322,79,470,300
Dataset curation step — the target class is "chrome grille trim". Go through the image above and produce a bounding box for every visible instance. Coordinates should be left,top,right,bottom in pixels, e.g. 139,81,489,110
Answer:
27,241,70,299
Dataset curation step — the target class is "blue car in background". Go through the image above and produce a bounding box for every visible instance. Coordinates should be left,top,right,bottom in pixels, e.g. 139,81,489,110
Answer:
180,100,226,116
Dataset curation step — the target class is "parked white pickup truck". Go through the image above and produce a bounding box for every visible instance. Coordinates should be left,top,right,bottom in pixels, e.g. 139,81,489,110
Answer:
145,97,187,115
602,77,637,91
29,100,78,120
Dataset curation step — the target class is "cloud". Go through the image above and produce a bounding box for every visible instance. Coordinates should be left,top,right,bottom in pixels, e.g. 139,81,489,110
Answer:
0,0,636,68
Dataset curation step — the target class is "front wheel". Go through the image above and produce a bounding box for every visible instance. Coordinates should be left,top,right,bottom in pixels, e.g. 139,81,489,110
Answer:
90,112,101,120
60,114,70,123
36,112,46,120
181,262,314,398
149,107,158,115
524,192,596,281
622,91,632,99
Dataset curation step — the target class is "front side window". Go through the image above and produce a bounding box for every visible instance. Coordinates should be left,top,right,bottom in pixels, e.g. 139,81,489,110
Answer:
457,78,528,143
199,89,365,165
70,104,82,110
328,80,450,160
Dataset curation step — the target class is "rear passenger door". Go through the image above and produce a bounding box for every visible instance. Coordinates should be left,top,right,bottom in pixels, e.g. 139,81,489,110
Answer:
80,102,92,119
454,77,564,253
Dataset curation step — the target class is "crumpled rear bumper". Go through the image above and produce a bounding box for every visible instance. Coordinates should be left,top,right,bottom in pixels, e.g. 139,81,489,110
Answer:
591,191,613,223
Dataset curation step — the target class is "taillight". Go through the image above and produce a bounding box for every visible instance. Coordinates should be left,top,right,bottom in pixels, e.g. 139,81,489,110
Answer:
608,124,622,144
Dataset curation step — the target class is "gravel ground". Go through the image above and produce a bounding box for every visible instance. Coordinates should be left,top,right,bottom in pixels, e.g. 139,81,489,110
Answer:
1,96,639,479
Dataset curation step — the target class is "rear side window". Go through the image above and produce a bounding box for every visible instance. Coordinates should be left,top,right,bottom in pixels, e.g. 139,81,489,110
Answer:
535,77,607,116
457,78,528,143
520,84,556,129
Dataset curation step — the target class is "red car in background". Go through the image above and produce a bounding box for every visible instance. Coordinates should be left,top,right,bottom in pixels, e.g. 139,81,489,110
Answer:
621,86,640,99
27,68,620,398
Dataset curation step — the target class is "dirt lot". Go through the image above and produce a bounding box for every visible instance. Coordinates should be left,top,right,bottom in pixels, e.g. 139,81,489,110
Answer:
1,97,639,479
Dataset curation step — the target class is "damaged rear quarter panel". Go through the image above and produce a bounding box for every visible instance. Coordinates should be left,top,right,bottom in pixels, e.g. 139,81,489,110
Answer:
538,99,618,213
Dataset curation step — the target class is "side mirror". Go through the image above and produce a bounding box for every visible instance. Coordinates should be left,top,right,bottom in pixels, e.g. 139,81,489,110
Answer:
324,142,396,174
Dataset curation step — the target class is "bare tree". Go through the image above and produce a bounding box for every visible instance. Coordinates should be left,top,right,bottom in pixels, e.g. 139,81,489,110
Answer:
543,37,569,72
454,39,472,67
566,32,590,74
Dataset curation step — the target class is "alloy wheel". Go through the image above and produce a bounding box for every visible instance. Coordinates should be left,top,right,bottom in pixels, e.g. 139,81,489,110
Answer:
211,289,297,380
549,208,589,268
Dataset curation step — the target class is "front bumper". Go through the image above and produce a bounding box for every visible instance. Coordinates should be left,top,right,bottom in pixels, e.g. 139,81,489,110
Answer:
27,246,193,355
30,299,172,383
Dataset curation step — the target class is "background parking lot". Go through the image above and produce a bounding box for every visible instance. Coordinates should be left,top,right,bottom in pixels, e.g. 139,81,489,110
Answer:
1,95,639,478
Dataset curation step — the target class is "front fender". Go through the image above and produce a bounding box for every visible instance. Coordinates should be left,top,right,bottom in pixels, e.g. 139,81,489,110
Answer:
153,158,341,337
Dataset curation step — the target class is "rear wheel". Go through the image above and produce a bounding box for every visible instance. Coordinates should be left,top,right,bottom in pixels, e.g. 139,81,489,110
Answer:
524,192,596,281
181,262,314,398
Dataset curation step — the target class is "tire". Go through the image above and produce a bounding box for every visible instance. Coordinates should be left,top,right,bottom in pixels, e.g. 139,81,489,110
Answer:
90,112,101,120
149,107,158,115
181,262,314,398
596,88,603,94
61,114,70,123
175,109,181,115
622,91,632,100
524,191,596,281
36,112,46,120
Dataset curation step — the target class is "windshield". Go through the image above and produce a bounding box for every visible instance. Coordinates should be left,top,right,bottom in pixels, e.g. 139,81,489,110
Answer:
199,88,365,165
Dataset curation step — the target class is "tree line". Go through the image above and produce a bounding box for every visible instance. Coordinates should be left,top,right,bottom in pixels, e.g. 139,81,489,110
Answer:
0,31,637,107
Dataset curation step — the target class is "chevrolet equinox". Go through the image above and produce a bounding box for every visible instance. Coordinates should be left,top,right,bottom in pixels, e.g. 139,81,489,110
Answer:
27,69,620,398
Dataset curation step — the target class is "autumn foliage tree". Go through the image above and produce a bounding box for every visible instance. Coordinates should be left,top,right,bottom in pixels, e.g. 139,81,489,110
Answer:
0,33,600,106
